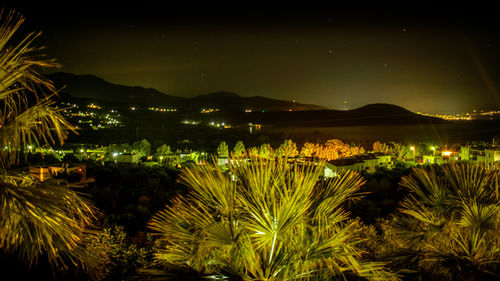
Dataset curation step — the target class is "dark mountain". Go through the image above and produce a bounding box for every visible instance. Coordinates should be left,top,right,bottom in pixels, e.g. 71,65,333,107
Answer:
207,103,446,127
47,72,325,111
47,72,184,106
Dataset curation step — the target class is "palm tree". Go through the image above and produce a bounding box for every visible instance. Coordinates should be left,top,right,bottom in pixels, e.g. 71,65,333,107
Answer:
389,163,500,280
149,155,397,280
0,10,96,269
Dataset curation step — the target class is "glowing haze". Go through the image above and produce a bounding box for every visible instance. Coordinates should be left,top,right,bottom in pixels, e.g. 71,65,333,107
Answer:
12,5,500,114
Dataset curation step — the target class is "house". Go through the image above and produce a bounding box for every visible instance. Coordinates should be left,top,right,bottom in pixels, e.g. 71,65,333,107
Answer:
116,153,140,163
30,164,88,182
460,145,500,169
322,153,393,178
217,157,229,167
485,148,500,169
30,166,51,181
460,146,485,161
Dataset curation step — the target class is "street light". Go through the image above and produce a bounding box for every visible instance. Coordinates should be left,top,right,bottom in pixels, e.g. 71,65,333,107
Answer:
410,146,415,161
431,146,436,156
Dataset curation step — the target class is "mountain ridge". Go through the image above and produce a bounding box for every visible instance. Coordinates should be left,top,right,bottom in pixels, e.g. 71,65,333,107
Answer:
47,72,325,111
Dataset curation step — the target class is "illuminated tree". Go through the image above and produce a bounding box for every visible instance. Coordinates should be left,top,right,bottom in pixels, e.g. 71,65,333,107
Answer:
132,139,151,156
350,145,366,156
233,140,245,158
149,156,397,280
373,141,390,154
276,139,298,158
217,141,229,157
259,143,273,158
390,163,500,280
388,142,412,160
300,141,316,157
248,146,259,157
0,11,96,269
156,144,171,156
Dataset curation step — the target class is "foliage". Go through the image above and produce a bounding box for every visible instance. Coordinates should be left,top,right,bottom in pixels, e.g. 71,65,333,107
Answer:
388,142,413,160
350,165,413,224
0,10,97,270
259,143,273,158
300,139,366,160
87,163,182,235
131,139,151,157
389,163,500,280
217,141,229,157
62,153,81,163
372,141,390,154
0,11,75,169
156,144,171,156
248,146,260,157
276,139,298,158
0,174,96,268
86,225,155,281
148,156,397,280
233,140,245,158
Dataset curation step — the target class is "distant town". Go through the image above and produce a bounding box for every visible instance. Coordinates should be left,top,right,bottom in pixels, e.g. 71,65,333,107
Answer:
417,109,500,120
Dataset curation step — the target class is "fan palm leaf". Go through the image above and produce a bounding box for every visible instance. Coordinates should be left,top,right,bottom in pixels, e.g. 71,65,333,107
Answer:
392,163,500,280
0,9,97,270
149,156,398,280
0,172,96,268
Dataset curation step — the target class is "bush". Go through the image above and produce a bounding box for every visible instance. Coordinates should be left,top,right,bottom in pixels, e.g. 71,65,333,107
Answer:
86,226,155,281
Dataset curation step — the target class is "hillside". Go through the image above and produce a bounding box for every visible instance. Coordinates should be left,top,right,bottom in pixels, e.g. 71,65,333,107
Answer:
47,72,325,111
206,103,446,127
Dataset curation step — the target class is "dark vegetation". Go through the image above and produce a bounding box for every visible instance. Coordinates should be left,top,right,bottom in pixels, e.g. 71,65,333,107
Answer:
351,162,414,224
85,162,183,237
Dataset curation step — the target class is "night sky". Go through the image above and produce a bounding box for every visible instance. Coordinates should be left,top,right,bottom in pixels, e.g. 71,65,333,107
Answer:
8,4,500,114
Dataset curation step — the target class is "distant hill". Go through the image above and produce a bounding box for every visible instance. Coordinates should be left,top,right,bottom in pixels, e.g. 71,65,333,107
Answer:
47,72,325,111
208,103,447,127
48,72,185,106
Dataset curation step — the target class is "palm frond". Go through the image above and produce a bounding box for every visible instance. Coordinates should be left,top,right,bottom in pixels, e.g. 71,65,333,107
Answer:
392,163,500,279
0,10,95,272
149,155,397,280
0,172,97,268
